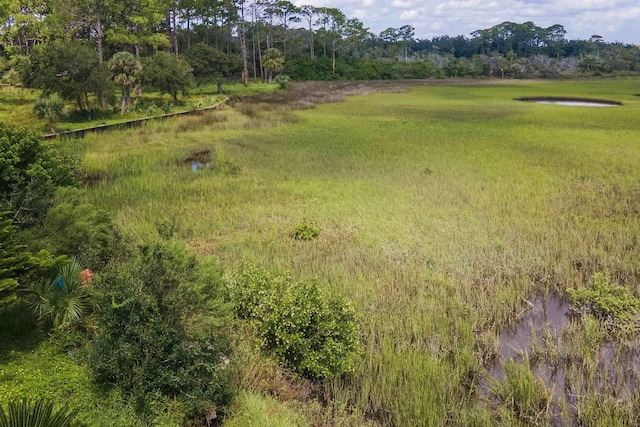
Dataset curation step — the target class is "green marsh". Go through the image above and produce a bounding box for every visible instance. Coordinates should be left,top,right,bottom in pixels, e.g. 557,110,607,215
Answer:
7,78,640,425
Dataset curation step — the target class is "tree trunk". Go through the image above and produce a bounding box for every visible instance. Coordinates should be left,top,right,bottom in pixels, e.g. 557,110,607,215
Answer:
252,23,258,79
240,1,249,86
172,5,178,54
95,0,107,108
332,39,336,75
187,16,191,48
134,44,142,96
309,21,314,60
256,26,264,81
120,86,127,114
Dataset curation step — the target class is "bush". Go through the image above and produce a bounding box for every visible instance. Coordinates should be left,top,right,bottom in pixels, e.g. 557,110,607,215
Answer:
44,187,120,270
33,95,67,131
227,263,360,380
28,258,93,330
0,123,78,227
289,218,321,240
89,241,233,422
273,75,291,90
0,212,34,307
568,270,640,331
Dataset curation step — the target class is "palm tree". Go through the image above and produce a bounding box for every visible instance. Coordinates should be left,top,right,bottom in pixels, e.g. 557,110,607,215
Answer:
0,399,86,427
108,51,142,114
30,259,92,329
33,94,67,133
261,48,284,83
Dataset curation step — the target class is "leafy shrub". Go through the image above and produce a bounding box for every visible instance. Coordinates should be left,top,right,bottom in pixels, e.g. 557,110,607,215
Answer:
274,75,292,90
89,241,233,421
33,95,67,131
568,270,640,331
227,263,360,381
0,399,86,427
0,212,34,307
289,218,321,240
145,103,158,116
44,187,120,270
0,123,78,227
161,101,174,113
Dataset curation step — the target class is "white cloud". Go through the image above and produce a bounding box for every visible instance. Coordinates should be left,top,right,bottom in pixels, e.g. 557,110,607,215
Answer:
391,0,413,7
291,0,639,43
399,9,421,20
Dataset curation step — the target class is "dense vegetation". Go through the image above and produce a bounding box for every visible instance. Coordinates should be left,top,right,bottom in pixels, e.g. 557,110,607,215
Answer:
2,78,639,425
2,1,639,127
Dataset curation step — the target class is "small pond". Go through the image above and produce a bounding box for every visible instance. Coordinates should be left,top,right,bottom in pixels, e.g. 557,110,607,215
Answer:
483,293,640,421
489,294,570,381
515,97,622,107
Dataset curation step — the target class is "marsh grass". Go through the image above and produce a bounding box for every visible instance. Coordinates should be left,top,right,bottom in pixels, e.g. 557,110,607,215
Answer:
491,358,553,424
45,78,640,425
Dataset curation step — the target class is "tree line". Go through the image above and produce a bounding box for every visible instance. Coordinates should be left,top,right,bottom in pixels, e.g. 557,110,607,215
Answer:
2,1,639,110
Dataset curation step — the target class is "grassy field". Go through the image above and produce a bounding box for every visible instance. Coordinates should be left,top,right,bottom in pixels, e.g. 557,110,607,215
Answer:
4,78,640,425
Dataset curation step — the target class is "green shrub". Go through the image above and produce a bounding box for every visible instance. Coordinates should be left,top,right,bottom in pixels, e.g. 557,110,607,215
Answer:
89,241,233,421
0,123,78,227
227,263,360,381
568,270,640,331
274,75,292,90
28,258,93,330
0,212,34,307
289,218,321,241
44,187,120,270
33,95,67,131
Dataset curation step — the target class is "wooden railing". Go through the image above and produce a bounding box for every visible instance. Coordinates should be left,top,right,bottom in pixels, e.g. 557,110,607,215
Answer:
43,100,227,140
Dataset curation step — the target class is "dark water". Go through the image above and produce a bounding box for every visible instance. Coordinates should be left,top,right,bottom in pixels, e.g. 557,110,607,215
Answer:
484,293,640,420
489,294,570,382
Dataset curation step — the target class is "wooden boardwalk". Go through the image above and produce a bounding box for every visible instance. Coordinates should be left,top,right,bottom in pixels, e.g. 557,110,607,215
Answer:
43,100,227,140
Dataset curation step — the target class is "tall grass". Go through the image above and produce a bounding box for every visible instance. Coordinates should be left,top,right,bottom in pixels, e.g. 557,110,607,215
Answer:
67,78,640,425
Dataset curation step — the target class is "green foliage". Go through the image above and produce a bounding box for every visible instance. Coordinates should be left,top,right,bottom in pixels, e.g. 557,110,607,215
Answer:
89,241,233,421
108,52,142,114
33,94,67,130
568,270,640,331
28,258,92,330
227,263,360,381
20,41,100,113
183,43,241,81
289,218,321,240
141,52,194,104
0,399,86,427
0,212,33,307
262,48,284,83
44,187,119,270
492,359,552,425
273,75,291,90
0,124,78,227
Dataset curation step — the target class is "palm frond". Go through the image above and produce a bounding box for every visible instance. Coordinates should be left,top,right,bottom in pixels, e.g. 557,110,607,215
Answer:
0,399,85,427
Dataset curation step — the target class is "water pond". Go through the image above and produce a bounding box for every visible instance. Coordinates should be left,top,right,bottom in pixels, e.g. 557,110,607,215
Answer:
515,97,622,107
484,293,640,420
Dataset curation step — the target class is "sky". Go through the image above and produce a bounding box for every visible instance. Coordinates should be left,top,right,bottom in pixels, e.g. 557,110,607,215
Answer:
290,0,640,45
